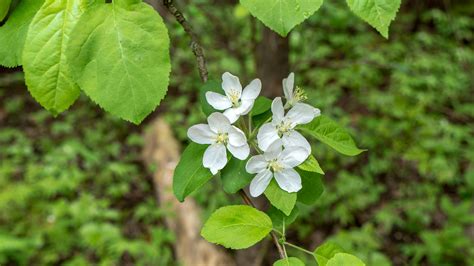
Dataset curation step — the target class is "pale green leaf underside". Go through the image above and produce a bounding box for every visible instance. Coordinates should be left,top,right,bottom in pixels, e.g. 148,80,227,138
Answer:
67,1,171,124
300,115,365,156
274,257,305,266
201,205,272,249
0,0,44,67
173,143,213,202
298,154,324,175
346,0,401,38
240,0,323,37
326,253,366,266
23,0,91,114
264,180,296,216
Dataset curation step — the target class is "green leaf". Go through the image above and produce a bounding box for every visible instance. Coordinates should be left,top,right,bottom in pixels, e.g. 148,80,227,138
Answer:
267,205,299,231
296,169,324,205
298,154,324,175
221,158,253,194
326,253,366,266
346,0,401,38
199,80,221,116
240,0,324,37
173,143,213,202
299,115,365,156
313,242,345,266
264,180,297,216
67,1,171,124
0,0,11,21
0,0,44,67
201,205,272,249
252,109,272,129
273,257,305,266
23,0,93,114
251,96,272,116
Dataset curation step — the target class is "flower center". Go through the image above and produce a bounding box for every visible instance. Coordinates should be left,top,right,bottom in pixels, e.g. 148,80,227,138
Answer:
228,90,241,107
268,159,284,173
215,132,229,144
277,120,292,137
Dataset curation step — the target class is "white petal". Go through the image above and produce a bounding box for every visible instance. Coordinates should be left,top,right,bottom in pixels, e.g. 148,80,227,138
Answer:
246,155,268,174
286,103,317,126
207,112,231,133
271,97,285,123
241,79,261,100
282,130,311,154
249,169,273,197
223,108,241,124
264,139,283,161
235,99,254,115
205,91,232,110
257,123,279,151
203,143,227,175
227,143,249,160
283,73,294,101
279,146,309,168
222,72,242,98
228,126,247,146
187,124,215,144
274,168,302,193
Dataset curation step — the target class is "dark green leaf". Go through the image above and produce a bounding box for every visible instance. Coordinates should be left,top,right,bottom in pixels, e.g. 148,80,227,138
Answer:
199,80,221,116
267,205,299,231
264,180,297,216
251,96,272,116
296,169,324,205
221,158,253,194
0,0,11,21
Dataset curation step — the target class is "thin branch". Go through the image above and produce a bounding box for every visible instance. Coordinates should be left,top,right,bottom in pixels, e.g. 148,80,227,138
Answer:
162,0,208,82
239,190,285,259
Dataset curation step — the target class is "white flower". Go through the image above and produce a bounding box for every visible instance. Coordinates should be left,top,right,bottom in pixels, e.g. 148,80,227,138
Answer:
257,97,319,153
246,140,308,197
188,112,250,174
283,72,309,108
206,72,261,124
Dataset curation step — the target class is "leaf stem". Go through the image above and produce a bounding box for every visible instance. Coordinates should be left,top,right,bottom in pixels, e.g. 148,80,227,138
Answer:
284,242,313,256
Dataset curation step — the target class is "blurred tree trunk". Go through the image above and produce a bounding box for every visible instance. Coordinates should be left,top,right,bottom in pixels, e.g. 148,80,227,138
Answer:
256,26,289,98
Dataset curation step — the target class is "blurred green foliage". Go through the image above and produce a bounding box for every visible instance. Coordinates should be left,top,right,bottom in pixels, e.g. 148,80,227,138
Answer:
1,0,473,265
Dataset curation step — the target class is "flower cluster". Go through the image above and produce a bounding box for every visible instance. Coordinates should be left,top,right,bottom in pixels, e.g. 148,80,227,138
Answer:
187,72,321,197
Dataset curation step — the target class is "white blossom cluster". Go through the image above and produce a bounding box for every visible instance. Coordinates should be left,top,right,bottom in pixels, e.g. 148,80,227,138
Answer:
187,72,320,197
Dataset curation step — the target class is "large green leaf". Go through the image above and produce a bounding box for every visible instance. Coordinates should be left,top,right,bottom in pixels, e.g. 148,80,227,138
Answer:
23,0,93,114
264,180,297,216
326,253,366,266
298,154,324,175
313,242,345,266
0,0,44,67
0,0,11,21
299,115,365,156
251,96,272,116
346,0,401,38
240,0,324,37
201,205,272,249
274,257,305,266
221,158,253,194
67,0,171,124
173,143,213,202
296,169,324,205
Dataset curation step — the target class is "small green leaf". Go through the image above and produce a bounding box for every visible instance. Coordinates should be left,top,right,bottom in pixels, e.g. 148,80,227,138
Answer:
199,80,221,116
23,0,92,114
264,180,297,216
221,158,253,194
240,0,324,37
326,253,366,266
252,109,272,129
201,205,272,249
299,115,365,156
346,0,401,38
251,96,272,116
0,0,45,67
267,205,299,231
0,0,11,21
273,257,305,266
313,242,345,266
296,169,324,205
67,1,171,124
173,143,213,202
298,155,324,175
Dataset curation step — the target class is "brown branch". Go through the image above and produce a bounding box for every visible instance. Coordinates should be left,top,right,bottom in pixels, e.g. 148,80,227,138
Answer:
239,190,285,259
162,0,208,82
